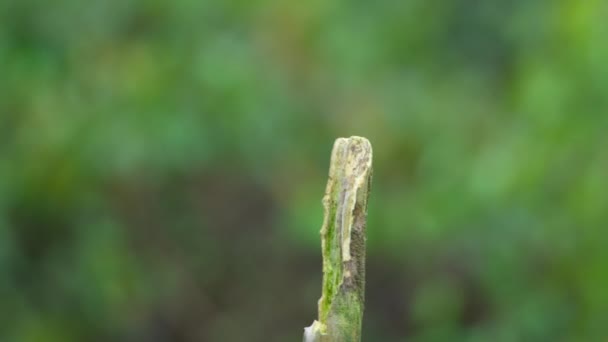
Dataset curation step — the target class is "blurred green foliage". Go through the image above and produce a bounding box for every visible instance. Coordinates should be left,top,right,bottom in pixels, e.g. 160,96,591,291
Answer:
1,0,608,341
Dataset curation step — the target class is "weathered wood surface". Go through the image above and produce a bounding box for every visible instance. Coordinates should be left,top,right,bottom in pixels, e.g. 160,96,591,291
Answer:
304,136,373,342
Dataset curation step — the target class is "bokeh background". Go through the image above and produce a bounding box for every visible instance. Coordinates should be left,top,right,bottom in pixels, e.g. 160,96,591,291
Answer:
1,1,608,341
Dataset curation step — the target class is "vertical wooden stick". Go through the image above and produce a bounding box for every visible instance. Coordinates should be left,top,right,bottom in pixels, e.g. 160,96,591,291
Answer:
304,136,373,342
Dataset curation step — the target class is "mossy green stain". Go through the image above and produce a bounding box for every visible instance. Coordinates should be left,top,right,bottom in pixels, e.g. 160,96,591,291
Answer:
319,184,341,329
305,136,372,342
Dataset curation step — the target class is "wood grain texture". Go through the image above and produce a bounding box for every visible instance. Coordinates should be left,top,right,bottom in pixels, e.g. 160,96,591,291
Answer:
304,136,373,342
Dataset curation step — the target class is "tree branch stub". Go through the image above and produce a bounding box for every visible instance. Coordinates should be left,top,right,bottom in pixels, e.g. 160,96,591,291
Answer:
304,136,373,342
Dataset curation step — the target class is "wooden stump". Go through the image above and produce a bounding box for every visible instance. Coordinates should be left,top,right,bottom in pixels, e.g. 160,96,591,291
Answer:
304,136,373,342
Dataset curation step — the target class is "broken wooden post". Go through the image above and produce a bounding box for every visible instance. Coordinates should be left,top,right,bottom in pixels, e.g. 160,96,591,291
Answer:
304,136,373,342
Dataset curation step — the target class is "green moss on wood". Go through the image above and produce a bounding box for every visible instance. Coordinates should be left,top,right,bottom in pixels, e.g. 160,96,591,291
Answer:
304,136,373,342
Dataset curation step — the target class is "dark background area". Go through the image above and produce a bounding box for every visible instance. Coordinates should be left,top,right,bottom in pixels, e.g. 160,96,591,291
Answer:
1,1,608,341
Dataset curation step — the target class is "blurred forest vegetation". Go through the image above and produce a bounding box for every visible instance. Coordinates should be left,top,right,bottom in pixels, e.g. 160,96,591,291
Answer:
1,0,607,341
